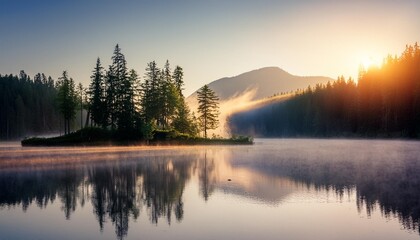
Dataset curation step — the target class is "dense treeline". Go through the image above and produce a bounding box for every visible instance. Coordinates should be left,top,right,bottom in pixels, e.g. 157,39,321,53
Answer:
229,43,420,138
1,44,220,140
0,72,61,139
86,45,200,139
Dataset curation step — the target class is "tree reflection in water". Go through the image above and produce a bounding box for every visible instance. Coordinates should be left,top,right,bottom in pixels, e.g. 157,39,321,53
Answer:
0,145,420,238
88,156,193,239
141,157,190,225
0,154,195,240
88,164,139,238
198,151,216,201
236,149,420,234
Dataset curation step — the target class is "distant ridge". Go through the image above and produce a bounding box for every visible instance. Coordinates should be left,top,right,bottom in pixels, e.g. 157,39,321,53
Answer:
187,67,334,101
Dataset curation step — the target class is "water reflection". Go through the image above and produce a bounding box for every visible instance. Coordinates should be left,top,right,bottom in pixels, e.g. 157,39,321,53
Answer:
229,140,420,234
0,150,197,239
198,152,216,201
0,140,420,239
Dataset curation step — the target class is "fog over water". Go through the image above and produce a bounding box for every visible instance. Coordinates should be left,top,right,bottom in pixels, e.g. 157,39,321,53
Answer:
0,139,419,240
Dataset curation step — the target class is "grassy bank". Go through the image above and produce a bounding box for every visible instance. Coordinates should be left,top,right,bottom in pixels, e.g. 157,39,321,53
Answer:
21,127,253,146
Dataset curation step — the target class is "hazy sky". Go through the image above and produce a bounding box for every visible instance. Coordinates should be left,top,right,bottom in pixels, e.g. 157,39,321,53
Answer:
1,0,419,95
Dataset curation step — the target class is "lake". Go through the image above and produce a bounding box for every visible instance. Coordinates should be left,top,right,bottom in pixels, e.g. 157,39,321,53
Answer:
0,139,419,240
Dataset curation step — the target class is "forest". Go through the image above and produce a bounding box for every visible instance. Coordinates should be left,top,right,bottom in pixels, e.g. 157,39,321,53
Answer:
3,43,420,140
79,44,200,140
0,72,61,139
1,45,221,141
229,43,420,138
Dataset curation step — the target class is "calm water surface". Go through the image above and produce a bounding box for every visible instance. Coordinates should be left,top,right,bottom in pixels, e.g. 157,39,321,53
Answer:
0,139,419,240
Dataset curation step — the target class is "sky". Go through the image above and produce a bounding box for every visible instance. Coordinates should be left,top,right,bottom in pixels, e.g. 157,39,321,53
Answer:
1,0,419,96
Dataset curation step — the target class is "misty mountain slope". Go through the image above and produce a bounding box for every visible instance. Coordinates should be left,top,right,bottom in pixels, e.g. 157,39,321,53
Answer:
185,67,334,137
187,67,334,102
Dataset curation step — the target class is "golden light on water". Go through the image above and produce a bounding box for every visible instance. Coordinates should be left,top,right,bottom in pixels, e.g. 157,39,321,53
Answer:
0,144,200,171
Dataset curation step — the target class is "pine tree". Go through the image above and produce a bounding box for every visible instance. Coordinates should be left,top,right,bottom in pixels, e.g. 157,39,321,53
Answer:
141,61,161,124
88,58,106,127
173,66,184,96
77,83,85,130
131,69,142,116
159,67,169,128
0,73,61,139
172,99,198,136
166,81,182,127
105,65,116,129
129,69,143,131
196,85,219,138
170,65,197,135
57,71,77,135
112,45,128,117
105,44,129,130
118,68,137,131
159,60,179,129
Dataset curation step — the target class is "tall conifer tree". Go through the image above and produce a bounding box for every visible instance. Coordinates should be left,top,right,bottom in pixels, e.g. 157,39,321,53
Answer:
196,85,219,138
173,66,184,96
57,71,77,135
88,58,106,127
141,61,161,124
105,44,129,130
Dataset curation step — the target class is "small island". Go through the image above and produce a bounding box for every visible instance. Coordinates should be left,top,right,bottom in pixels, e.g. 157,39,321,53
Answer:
19,45,252,146
21,128,253,146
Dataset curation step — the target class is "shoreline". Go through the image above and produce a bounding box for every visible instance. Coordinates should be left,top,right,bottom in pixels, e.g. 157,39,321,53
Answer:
20,128,254,147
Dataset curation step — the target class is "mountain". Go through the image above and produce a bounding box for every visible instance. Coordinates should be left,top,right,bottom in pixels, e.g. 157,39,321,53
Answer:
187,67,334,102
186,67,335,137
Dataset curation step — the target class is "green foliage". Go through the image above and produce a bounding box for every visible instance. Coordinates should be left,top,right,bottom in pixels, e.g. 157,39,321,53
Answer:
117,68,137,131
140,60,197,136
105,44,130,130
158,60,177,129
22,127,112,146
141,61,161,124
88,45,139,133
88,58,106,127
141,121,155,140
21,127,253,146
149,129,253,145
172,100,199,136
173,65,184,96
5,45,205,141
76,82,86,130
0,72,61,139
56,71,77,135
196,85,220,138
152,129,178,141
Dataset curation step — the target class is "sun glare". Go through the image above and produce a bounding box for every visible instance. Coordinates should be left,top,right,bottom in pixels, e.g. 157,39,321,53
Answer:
361,56,380,69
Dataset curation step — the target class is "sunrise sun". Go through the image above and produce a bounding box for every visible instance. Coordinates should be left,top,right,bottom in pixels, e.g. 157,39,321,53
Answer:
361,56,381,69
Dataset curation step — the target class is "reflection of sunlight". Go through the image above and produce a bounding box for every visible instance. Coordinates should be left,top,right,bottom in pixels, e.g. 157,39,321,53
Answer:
202,149,298,203
166,160,174,171
219,166,297,203
0,145,199,171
